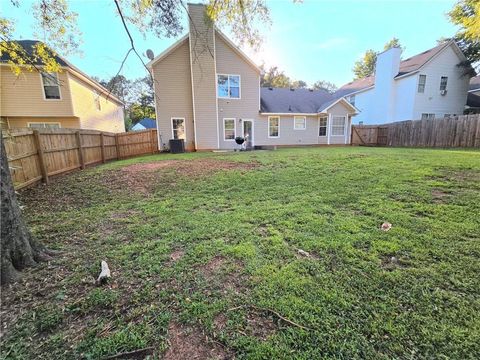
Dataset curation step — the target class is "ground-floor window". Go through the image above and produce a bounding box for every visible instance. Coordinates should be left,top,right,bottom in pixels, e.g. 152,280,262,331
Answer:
331,116,346,136
27,122,61,129
294,116,306,130
172,118,186,140
268,116,280,138
319,117,327,136
223,118,235,140
421,113,435,120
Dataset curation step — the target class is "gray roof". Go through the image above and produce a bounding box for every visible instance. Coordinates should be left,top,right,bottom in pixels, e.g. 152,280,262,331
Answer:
335,42,455,98
0,40,69,67
138,118,156,129
470,75,480,92
260,87,335,113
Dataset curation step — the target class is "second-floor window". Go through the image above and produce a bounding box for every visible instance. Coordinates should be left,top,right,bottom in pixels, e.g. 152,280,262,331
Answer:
93,90,101,111
217,74,240,99
41,72,61,99
440,76,448,91
418,74,426,93
421,113,435,120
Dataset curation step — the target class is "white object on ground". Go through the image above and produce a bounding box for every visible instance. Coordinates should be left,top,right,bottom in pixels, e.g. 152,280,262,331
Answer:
97,260,111,284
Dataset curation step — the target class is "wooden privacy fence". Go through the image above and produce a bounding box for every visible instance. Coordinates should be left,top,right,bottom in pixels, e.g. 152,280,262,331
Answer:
352,114,480,148
4,128,159,190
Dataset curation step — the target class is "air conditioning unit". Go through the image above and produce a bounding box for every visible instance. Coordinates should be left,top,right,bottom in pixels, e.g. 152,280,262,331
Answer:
440,89,447,96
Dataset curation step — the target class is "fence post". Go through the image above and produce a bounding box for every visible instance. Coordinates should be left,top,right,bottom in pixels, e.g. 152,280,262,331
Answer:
150,129,155,154
100,132,106,163
33,130,49,184
115,134,120,160
76,131,85,169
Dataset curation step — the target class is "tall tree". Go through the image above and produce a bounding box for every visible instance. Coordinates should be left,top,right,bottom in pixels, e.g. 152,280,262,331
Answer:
312,80,338,93
291,80,307,89
0,0,273,284
260,65,291,88
448,0,479,75
352,38,404,79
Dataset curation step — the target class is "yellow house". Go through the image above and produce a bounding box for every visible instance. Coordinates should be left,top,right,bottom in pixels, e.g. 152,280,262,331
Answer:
0,40,125,133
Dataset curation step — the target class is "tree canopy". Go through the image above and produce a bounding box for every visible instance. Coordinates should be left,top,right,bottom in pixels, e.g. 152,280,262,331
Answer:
352,38,404,80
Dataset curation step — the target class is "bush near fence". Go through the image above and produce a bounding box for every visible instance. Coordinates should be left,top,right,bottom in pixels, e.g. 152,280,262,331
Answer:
4,128,159,190
351,114,480,148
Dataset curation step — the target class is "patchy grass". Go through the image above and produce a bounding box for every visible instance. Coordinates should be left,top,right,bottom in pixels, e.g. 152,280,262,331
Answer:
1,147,480,359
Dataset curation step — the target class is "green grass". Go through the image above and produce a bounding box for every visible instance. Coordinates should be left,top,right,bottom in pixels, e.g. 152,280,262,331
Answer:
1,147,479,359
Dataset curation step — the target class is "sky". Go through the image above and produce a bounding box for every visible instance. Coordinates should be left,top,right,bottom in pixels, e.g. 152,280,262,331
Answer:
3,0,459,87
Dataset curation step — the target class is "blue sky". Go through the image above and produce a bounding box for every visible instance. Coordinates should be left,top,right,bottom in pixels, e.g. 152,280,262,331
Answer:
5,0,459,87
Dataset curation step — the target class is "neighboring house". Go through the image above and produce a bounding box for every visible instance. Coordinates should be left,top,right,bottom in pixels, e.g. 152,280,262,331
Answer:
147,4,357,151
131,118,157,131
1,40,125,132
466,75,480,114
336,41,471,124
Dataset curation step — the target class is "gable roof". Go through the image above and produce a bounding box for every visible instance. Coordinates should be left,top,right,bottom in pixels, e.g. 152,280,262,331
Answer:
138,118,156,129
336,41,464,98
146,30,260,73
1,40,124,105
260,87,356,114
469,75,480,92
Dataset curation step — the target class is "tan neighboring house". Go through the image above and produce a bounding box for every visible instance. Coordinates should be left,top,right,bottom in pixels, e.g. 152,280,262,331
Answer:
148,4,357,151
1,40,125,132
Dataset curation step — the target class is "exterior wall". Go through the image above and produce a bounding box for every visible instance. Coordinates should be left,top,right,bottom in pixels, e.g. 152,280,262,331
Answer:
350,88,374,124
189,4,218,150
0,66,74,117
392,75,416,121
412,45,469,119
255,103,352,146
151,40,195,151
5,116,80,129
215,33,260,149
68,73,125,133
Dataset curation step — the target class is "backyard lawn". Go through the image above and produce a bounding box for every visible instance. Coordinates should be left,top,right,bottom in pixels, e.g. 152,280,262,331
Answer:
1,147,479,359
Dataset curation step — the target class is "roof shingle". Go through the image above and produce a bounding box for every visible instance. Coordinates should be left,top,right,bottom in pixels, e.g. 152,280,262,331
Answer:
260,87,335,114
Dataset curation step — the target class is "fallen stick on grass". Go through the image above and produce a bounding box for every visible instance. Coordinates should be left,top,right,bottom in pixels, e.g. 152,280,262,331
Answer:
102,347,154,360
227,304,312,331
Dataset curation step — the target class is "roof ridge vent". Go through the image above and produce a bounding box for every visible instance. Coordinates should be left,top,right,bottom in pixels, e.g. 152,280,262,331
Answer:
268,87,273,90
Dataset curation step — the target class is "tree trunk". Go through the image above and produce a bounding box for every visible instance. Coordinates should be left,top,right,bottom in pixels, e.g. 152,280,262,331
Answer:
1,130,52,285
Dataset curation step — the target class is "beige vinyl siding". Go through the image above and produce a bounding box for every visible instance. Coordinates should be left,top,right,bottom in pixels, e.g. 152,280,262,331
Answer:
151,39,195,151
5,116,80,129
327,102,352,144
256,115,320,146
0,66,74,117
189,4,218,150
215,33,260,149
68,73,125,133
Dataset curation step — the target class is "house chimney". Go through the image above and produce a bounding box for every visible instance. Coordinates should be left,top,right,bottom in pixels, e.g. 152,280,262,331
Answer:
188,3,218,149
372,46,402,123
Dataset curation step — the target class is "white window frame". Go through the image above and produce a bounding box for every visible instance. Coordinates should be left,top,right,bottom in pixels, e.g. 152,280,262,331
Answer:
318,116,328,137
268,116,280,138
440,76,448,91
27,122,61,129
171,117,186,140
223,118,236,141
40,72,62,100
331,116,346,136
216,74,241,99
93,90,101,111
293,116,306,130
418,74,426,93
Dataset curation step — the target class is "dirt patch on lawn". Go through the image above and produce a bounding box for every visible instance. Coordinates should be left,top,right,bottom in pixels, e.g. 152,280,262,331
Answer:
431,189,452,204
380,254,410,271
164,322,232,360
168,249,185,264
198,256,247,295
105,159,258,195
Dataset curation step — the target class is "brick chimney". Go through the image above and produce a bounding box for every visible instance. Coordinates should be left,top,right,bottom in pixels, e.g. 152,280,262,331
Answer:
188,3,219,149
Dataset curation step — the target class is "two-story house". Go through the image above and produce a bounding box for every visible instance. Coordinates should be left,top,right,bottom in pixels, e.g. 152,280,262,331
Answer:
466,75,480,113
1,40,125,132
148,3,357,151
336,41,471,125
